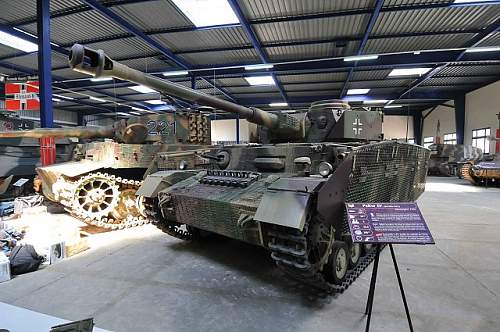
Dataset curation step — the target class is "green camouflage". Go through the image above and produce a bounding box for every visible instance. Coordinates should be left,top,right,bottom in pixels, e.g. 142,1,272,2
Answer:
428,143,482,176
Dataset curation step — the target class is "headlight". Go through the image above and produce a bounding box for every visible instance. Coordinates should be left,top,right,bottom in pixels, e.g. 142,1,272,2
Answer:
318,162,333,177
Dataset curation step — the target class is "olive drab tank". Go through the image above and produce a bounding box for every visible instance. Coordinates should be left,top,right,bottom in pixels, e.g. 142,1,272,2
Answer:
71,44,430,292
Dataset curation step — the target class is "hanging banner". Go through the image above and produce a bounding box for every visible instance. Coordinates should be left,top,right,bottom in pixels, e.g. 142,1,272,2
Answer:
4,81,40,111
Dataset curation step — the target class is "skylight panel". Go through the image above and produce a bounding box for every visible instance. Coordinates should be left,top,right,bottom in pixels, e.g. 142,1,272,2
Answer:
0,30,38,53
172,0,239,28
245,76,275,86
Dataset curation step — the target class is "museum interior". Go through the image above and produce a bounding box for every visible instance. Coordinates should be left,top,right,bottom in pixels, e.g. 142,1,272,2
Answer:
0,1,499,331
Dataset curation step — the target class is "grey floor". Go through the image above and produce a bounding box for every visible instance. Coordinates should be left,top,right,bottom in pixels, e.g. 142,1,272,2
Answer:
0,176,499,332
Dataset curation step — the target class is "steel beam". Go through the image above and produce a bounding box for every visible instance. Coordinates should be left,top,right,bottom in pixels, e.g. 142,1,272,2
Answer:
37,0,54,128
454,94,466,145
340,0,384,97
227,0,287,103
413,111,423,145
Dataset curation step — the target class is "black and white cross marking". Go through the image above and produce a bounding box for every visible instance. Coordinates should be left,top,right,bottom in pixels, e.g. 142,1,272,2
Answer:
353,117,363,136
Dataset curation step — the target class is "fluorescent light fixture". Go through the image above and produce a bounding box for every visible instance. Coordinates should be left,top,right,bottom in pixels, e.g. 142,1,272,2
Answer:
90,96,106,102
117,112,130,116
52,98,62,102
413,51,421,55
453,0,497,3
245,64,274,71
162,70,189,77
145,100,166,105
364,100,389,104
347,88,370,95
389,68,431,77
384,105,403,108
465,46,500,53
245,75,275,86
269,102,288,107
344,54,379,62
0,30,38,53
90,77,113,82
53,94,75,100
129,85,156,94
131,107,149,113
130,111,141,116
171,0,239,28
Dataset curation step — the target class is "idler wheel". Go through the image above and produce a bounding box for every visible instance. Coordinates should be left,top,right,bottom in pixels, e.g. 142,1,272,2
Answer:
324,241,348,284
349,242,362,268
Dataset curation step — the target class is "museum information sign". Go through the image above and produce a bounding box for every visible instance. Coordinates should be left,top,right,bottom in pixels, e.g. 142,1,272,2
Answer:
346,203,434,244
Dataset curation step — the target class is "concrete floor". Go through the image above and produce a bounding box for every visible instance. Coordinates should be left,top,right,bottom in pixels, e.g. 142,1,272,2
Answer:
0,176,499,332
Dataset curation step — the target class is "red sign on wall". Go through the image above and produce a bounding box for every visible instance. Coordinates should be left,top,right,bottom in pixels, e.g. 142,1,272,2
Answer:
5,81,40,111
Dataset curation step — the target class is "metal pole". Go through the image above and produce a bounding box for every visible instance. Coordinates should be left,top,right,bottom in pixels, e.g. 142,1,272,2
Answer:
365,244,380,332
37,0,54,128
389,244,414,332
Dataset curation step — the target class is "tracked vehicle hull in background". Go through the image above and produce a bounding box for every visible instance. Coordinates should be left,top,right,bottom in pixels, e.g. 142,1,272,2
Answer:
462,154,500,186
427,143,482,177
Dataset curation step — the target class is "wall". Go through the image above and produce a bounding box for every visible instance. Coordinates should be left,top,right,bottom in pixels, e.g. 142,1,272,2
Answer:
422,104,456,143
210,119,252,143
383,115,414,140
419,80,499,152
465,80,500,153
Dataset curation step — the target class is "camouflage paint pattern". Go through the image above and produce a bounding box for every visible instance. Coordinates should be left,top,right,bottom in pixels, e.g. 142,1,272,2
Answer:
428,143,482,176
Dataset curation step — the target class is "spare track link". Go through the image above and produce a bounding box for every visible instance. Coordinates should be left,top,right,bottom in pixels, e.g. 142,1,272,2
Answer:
74,172,149,230
268,224,383,295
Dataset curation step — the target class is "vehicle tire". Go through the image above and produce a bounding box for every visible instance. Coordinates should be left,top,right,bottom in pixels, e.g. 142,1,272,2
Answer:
362,243,374,255
349,242,362,268
324,241,349,285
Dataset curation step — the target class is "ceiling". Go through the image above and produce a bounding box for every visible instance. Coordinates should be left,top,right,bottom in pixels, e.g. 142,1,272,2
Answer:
0,0,499,118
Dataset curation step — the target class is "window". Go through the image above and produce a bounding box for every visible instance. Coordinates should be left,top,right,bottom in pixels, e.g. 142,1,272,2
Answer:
444,133,457,145
408,138,415,144
472,128,491,154
423,136,434,149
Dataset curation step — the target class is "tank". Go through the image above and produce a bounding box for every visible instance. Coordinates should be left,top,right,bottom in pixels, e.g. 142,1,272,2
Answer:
427,143,482,176
0,47,214,229
71,44,430,291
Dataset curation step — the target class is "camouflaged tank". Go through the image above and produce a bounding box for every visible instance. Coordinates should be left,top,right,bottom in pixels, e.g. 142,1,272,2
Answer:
0,48,212,230
428,143,482,177
462,153,500,186
73,44,430,291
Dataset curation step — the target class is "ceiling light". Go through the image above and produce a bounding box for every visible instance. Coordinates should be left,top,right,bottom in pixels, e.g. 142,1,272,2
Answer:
344,55,379,62
384,105,403,108
364,100,389,104
389,68,431,77
129,85,156,93
117,112,130,116
413,51,422,55
145,100,166,105
171,0,239,28
269,102,288,107
0,30,38,53
245,64,274,71
52,98,61,102
465,46,500,53
90,96,106,102
347,88,370,95
130,111,141,116
53,94,75,100
90,77,113,82
245,75,275,86
162,70,189,77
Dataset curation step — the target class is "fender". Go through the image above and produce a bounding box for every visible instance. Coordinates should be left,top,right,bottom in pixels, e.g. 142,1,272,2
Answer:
136,170,198,198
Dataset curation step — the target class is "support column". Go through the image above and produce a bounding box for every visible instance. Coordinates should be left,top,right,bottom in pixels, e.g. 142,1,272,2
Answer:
413,111,423,145
235,116,240,144
454,94,466,145
191,75,196,90
37,0,55,166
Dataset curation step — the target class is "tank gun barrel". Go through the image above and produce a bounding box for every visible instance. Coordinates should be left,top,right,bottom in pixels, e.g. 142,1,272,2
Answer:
0,126,114,139
69,44,301,135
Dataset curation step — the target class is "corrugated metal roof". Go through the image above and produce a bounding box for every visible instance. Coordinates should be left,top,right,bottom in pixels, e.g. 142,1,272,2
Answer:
179,49,260,66
225,85,278,93
284,82,344,92
152,27,250,52
438,64,500,76
19,10,128,45
478,32,500,47
215,77,249,86
278,72,348,83
349,79,412,88
352,69,393,81
287,90,341,98
265,41,359,61
240,0,373,20
364,34,475,54
83,37,157,59
254,15,368,43
422,76,495,86
119,56,171,73
373,6,500,34
1,0,86,25
382,1,452,6
0,45,22,59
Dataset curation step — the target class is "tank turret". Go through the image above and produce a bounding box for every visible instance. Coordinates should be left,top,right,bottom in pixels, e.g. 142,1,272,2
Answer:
69,44,382,143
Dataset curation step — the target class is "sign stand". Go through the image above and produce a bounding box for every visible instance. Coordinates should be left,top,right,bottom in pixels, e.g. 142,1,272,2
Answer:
364,244,414,332
345,202,434,332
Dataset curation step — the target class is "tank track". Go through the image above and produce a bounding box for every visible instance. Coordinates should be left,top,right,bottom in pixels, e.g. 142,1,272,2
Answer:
268,224,381,295
143,198,196,240
461,163,478,185
72,172,150,230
